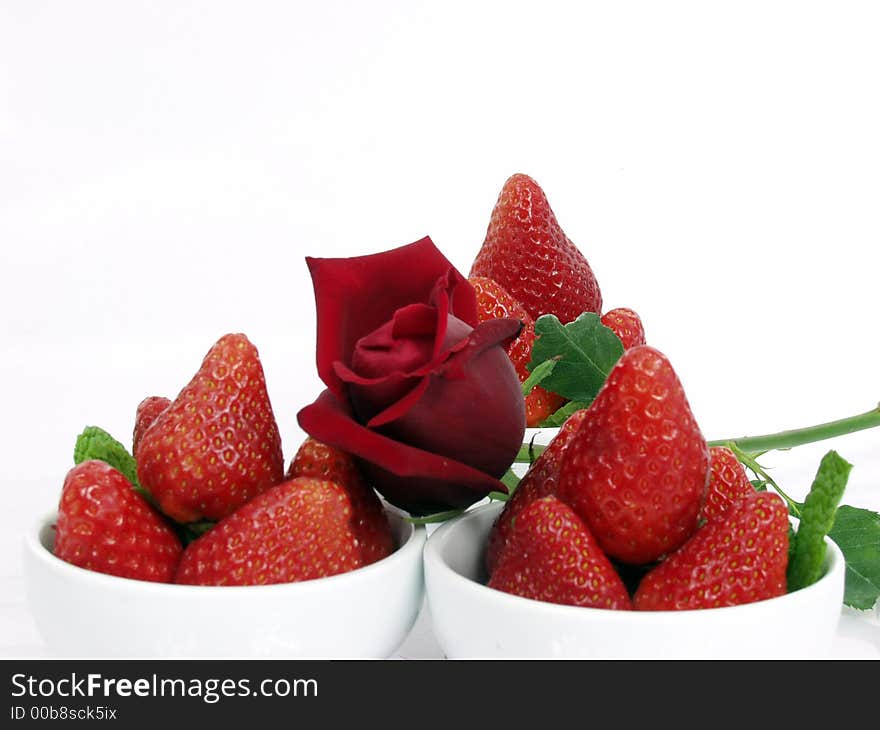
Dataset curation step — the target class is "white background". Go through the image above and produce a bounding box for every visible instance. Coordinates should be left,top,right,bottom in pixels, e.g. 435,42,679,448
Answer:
1,1,878,657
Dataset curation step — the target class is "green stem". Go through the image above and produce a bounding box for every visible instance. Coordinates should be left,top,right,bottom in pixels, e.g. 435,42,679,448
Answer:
707,406,880,453
725,442,801,518
519,406,880,462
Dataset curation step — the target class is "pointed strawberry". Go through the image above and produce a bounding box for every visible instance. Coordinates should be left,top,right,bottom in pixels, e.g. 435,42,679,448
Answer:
286,437,393,565
175,476,386,586
701,446,756,523
600,307,646,350
55,460,182,582
634,491,789,610
136,333,284,523
470,275,565,426
488,496,632,610
470,173,602,323
486,408,588,574
558,345,710,564
132,396,171,458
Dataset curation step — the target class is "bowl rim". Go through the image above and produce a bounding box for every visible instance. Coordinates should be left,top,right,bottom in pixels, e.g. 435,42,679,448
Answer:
26,503,426,594
424,501,845,619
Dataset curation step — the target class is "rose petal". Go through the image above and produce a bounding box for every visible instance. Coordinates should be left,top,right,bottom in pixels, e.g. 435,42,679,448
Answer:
439,317,523,379
307,237,478,398
343,316,521,429
297,389,507,514
373,327,525,483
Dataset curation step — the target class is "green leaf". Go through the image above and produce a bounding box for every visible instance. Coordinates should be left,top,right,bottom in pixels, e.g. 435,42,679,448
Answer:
540,400,591,427
828,504,880,611
528,313,624,403
787,451,851,592
500,468,520,496
74,425,140,488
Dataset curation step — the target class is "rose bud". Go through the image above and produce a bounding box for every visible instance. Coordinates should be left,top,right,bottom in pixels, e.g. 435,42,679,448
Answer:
297,237,526,515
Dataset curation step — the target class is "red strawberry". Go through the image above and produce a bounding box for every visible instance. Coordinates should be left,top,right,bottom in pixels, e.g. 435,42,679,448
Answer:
469,275,565,427
286,437,393,565
488,496,632,610
132,396,171,458
175,476,386,586
558,345,710,564
486,408,588,574
470,173,602,324
701,446,755,523
600,308,646,351
55,460,182,582
523,389,565,428
634,491,789,610
136,333,284,523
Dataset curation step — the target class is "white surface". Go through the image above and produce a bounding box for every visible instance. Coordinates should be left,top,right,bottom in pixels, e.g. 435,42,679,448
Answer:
2,1,880,658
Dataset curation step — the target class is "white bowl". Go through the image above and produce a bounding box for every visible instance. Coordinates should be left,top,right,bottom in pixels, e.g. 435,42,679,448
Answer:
424,502,846,659
23,505,426,658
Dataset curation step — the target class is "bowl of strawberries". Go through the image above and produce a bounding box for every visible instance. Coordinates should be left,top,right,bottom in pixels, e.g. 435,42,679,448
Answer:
23,333,426,658
423,345,848,659
424,500,845,659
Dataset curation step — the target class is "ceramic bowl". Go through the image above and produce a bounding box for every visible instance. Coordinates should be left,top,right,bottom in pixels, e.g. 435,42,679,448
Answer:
23,505,426,658
424,501,846,659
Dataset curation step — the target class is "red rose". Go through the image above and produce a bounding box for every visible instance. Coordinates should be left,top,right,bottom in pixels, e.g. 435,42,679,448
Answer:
297,237,526,514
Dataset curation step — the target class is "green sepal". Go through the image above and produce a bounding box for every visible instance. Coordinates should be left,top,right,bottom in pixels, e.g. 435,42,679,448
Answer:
540,400,590,427
787,450,851,592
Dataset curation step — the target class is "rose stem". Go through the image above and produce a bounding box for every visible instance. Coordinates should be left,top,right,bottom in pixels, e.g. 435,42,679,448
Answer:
515,405,880,463
707,405,880,453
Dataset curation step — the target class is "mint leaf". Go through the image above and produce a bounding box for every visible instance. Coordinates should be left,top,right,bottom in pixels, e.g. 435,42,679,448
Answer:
828,504,880,611
787,450,851,592
540,400,590,427
74,425,140,488
73,425,162,509
528,313,623,403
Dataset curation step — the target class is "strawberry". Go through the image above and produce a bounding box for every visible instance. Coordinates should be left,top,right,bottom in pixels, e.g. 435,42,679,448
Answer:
558,345,710,564
523,389,565,429
469,275,565,426
136,333,284,523
486,408,588,574
634,491,789,610
55,460,182,582
701,446,755,523
286,437,393,565
132,396,171,458
488,496,632,610
600,307,646,351
175,476,386,586
469,173,602,324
